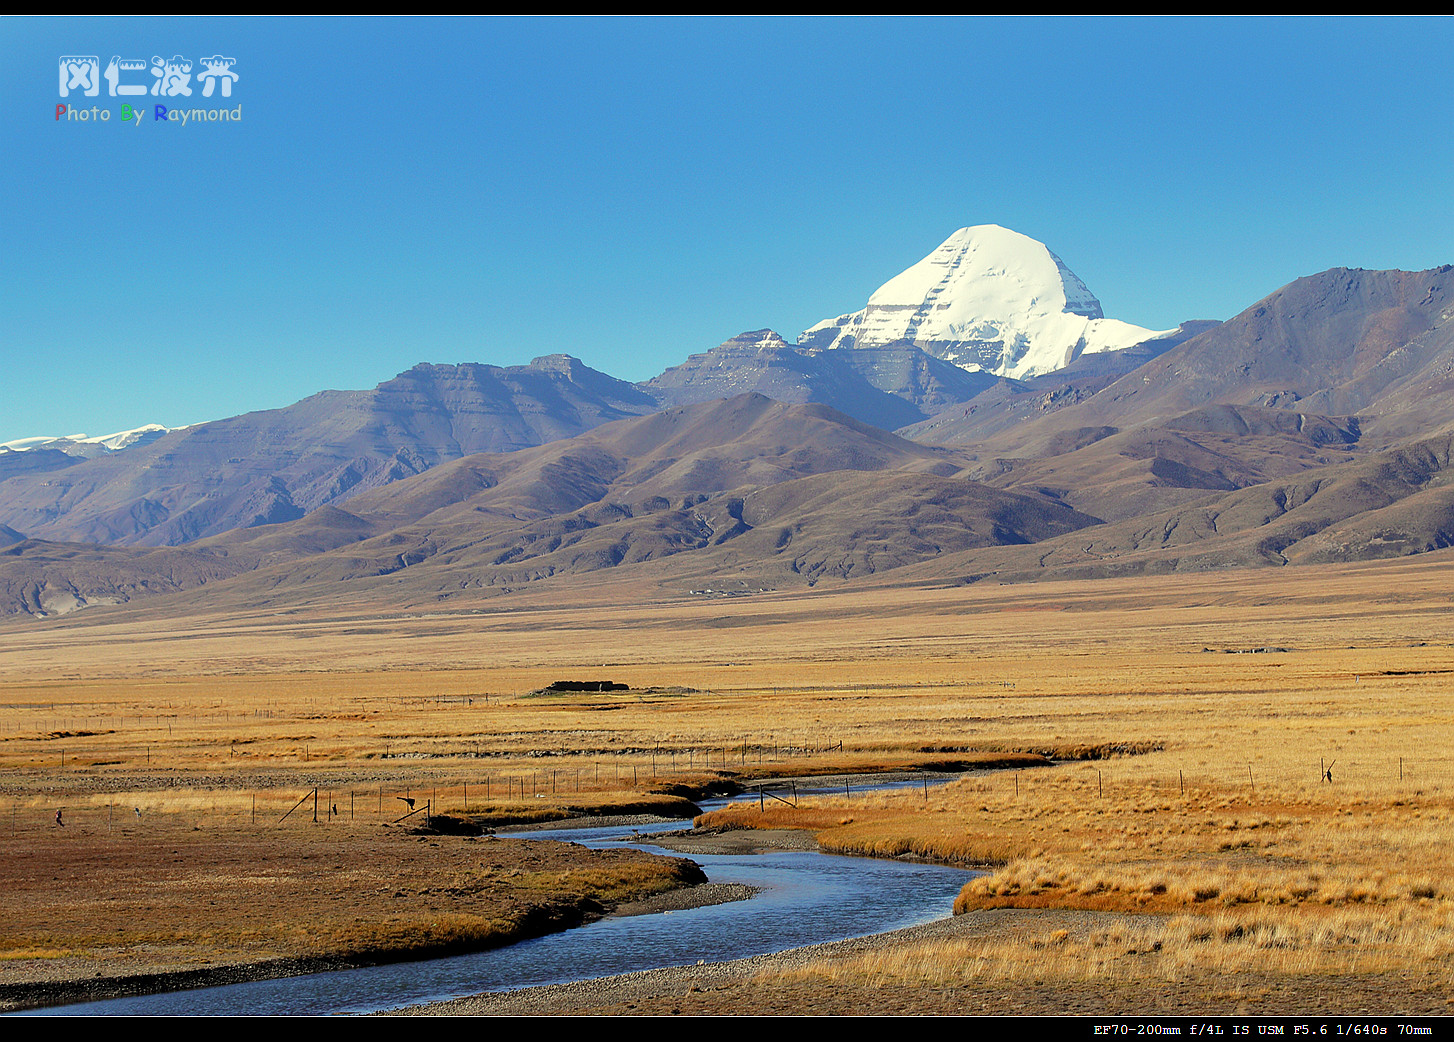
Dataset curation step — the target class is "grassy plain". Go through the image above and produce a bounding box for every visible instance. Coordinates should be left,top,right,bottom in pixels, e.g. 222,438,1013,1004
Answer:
2,552,1454,1012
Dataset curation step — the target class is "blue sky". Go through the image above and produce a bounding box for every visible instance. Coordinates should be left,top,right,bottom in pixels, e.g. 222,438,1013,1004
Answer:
4,16,1452,443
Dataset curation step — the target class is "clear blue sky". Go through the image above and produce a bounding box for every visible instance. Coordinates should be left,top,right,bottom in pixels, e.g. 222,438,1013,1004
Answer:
4,16,1452,443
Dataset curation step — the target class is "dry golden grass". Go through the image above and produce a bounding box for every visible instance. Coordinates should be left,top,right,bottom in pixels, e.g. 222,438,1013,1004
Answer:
758,904,1454,994
4,552,1454,1008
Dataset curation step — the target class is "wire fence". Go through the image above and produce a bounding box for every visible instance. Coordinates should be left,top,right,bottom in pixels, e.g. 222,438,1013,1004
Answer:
8,746,1451,844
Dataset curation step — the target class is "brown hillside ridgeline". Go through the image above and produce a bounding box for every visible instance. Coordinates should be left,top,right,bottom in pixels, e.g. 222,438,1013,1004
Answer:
1,265,1452,620
0,395,1100,617
0,357,660,549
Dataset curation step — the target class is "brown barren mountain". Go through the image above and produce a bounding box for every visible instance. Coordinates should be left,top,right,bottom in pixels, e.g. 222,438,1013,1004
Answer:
0,396,1097,616
920,266,1453,458
643,330,1000,431
899,267,1452,527
0,357,657,549
2,266,1453,620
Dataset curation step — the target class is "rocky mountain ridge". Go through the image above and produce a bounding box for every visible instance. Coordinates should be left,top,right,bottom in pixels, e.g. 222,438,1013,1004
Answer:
1,230,1450,618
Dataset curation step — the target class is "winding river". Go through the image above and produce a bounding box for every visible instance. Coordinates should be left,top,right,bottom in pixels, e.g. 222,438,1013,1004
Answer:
30,787,977,1016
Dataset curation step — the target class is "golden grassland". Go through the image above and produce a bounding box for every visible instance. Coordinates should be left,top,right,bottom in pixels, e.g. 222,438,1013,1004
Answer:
3,552,1454,1010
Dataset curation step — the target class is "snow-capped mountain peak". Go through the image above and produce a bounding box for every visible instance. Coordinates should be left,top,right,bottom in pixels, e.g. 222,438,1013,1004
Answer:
0,424,173,459
799,224,1172,379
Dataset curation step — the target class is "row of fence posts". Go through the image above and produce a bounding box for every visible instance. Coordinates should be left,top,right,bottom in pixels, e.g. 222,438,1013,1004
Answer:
31,735,861,774
8,753,1439,835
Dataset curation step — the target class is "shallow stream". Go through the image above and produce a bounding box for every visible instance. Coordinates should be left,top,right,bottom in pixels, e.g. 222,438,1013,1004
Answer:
32,784,977,1016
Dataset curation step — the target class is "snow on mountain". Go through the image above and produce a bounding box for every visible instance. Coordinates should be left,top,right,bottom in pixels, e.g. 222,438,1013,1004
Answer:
0,424,174,458
798,225,1174,379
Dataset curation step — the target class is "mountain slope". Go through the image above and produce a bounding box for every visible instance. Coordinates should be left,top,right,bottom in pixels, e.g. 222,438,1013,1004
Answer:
643,330,999,430
892,267,1453,522
0,396,1099,615
1042,267,1454,448
887,429,1454,586
0,357,657,548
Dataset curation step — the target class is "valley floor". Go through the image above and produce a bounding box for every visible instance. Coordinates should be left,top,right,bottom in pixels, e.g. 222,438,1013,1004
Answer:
5,554,1454,1015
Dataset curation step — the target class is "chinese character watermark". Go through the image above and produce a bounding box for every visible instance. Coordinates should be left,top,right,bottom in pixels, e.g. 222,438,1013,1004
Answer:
58,53,238,100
